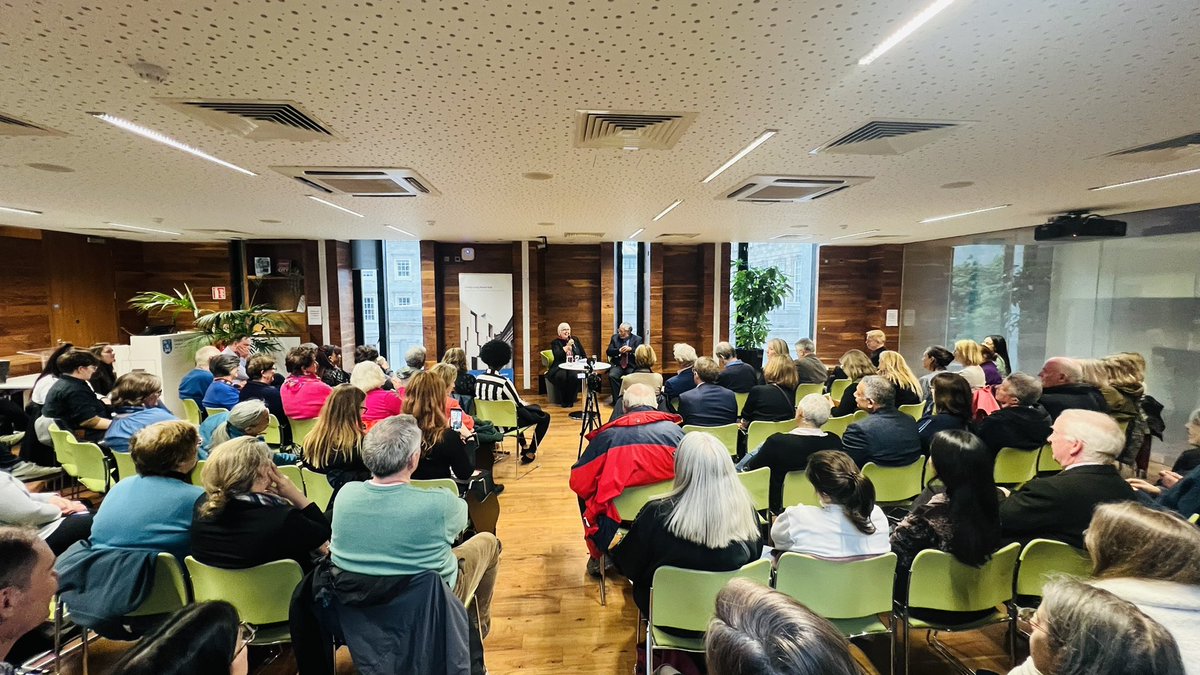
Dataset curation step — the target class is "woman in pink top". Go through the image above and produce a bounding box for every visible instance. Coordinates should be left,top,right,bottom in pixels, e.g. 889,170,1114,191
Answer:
350,360,403,427
281,346,334,420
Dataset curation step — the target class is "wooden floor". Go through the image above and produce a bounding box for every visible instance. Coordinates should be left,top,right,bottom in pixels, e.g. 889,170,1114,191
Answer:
47,395,1021,674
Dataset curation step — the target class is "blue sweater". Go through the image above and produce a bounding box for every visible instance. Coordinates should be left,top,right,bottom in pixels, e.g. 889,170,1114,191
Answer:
89,475,204,562
104,406,177,453
202,379,240,411
178,368,213,410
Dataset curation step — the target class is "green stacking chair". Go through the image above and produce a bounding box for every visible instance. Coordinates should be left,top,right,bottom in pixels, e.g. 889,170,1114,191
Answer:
181,398,202,426
411,478,459,494
781,470,821,509
1036,443,1063,474
734,392,749,416
112,450,137,482
862,458,926,505
186,557,304,646
898,403,924,421
301,467,335,510
474,398,540,477
47,424,78,480
289,418,319,449
737,467,771,513
264,414,282,446
205,407,229,419
820,414,857,438
681,423,740,457
993,447,1039,486
794,383,824,405
1014,539,1090,602
190,459,206,486
829,379,852,403
276,464,305,494
745,419,796,454
595,479,673,606
65,436,111,494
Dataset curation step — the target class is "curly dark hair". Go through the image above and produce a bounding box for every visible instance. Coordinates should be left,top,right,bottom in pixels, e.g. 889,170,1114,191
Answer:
286,346,317,376
354,345,380,364
478,339,512,370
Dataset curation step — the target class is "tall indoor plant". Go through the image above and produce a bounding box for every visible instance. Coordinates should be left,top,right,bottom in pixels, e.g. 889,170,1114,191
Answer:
128,284,291,352
730,260,791,367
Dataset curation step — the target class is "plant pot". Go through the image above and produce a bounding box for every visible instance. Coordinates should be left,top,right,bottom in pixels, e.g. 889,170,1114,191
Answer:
735,348,765,371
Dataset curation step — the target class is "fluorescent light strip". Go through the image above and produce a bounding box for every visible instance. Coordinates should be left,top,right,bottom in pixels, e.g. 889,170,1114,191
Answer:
0,205,42,216
628,228,645,239
89,113,257,176
920,204,1011,223
108,222,182,236
701,130,778,184
830,229,881,241
1089,167,1200,191
308,196,364,218
652,199,683,222
858,0,957,66
770,233,812,240
386,225,416,237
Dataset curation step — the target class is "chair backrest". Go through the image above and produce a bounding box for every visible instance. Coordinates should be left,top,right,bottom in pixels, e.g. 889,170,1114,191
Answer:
112,450,137,482
898,403,924,421
794,383,824,405
734,392,749,415
681,423,739,456
289,418,319,448
190,459,206,486
264,414,281,446
181,398,202,426
923,455,938,486
410,478,459,494
128,553,191,617
737,468,771,512
820,414,856,438
185,557,303,626
775,552,896,619
300,467,335,510
66,437,110,493
1190,513,1199,525
1015,539,1091,598
1036,443,1063,473
829,379,852,402
745,420,797,454
540,350,553,370
276,464,305,494
47,423,77,474
650,560,772,633
781,470,821,508
862,458,926,503
907,542,1020,613
206,407,229,418
994,447,1039,485
474,398,519,429
612,480,673,522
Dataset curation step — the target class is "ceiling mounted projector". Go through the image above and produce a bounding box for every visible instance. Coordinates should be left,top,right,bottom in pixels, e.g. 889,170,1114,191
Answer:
1034,211,1127,241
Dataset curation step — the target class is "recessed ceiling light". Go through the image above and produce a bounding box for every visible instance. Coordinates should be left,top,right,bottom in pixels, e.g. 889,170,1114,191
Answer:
940,181,974,189
537,222,556,227
523,172,554,181
829,229,881,241
0,205,42,216
25,163,74,173
652,199,683,222
858,0,957,66
108,222,181,236
89,113,257,176
701,130,778,184
386,225,416,237
307,196,364,218
770,233,813,240
1088,166,1200,191
622,146,639,151
920,204,1011,223
628,228,645,239
259,219,282,224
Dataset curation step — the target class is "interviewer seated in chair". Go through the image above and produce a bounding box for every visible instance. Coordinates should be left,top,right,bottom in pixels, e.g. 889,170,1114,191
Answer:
770,450,888,559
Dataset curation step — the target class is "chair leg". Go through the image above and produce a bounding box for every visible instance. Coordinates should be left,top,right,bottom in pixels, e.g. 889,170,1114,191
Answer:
902,616,910,675
598,556,607,606
888,613,897,675
81,627,89,675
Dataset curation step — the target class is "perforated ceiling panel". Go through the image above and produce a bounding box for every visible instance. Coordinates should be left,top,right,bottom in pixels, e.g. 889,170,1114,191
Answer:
1,0,1199,242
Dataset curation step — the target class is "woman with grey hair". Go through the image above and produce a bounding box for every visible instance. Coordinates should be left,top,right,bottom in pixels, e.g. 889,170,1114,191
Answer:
740,394,842,513
199,400,297,464
202,353,243,410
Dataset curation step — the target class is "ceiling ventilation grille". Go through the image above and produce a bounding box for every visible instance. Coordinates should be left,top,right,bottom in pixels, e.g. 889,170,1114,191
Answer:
574,110,695,150
563,232,605,239
722,175,871,203
812,119,967,156
270,167,440,197
159,99,339,142
1106,132,1200,164
655,233,700,239
0,112,66,137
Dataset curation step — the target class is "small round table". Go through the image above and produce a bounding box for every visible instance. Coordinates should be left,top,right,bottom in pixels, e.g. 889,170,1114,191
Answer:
557,359,611,431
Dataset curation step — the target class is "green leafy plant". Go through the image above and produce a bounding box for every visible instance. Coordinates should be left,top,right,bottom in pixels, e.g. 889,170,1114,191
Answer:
730,260,791,349
127,286,200,322
129,284,290,352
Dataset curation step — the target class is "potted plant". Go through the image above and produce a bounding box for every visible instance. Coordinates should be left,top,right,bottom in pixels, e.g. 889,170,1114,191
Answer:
128,284,292,353
730,260,791,368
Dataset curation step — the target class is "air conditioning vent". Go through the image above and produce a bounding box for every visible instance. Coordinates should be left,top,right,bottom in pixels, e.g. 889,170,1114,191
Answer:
159,99,339,142
655,233,700,239
812,119,967,156
1105,132,1200,164
0,112,66,137
574,110,696,150
271,167,440,197
722,175,871,203
563,232,605,239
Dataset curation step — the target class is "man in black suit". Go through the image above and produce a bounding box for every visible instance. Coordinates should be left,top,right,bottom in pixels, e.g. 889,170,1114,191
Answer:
840,376,922,468
678,357,738,428
864,329,886,367
999,409,1136,548
1037,357,1108,420
974,372,1053,455
605,323,642,398
792,337,828,385
714,342,757,394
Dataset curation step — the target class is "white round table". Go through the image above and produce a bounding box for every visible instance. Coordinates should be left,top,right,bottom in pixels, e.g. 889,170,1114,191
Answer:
557,360,610,422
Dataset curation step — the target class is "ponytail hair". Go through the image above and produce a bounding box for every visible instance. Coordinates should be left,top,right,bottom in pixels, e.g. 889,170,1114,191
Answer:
806,450,877,535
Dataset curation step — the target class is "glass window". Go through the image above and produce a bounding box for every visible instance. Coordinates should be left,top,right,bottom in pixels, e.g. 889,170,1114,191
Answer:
617,242,642,332
394,258,412,279
729,242,818,349
362,295,377,323
394,294,413,308
381,241,424,361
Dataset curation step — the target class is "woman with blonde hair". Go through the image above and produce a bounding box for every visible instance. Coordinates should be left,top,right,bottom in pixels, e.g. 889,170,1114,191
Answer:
1102,352,1148,465
765,338,791,363
619,344,664,396
876,351,922,406
191,437,330,570
403,371,474,482
829,349,877,417
953,339,984,368
611,431,763,617
741,356,799,427
441,347,476,397
431,362,475,431
302,384,370,501
351,360,402,427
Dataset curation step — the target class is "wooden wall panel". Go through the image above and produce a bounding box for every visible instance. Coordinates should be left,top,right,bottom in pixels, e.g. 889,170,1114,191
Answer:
647,245,666,370
0,229,52,374
325,241,357,356
658,245,704,372
815,244,904,362
541,245,602,359
44,231,118,348
599,243,616,344
137,242,235,332
420,241,438,364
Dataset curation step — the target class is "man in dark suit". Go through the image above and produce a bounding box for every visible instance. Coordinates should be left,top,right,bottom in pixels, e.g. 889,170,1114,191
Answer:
1037,357,1108,420
663,343,699,402
999,409,1136,548
792,338,828,385
864,329,886,367
678,357,738,428
605,323,642,398
714,342,757,394
841,376,922,468
974,372,1053,455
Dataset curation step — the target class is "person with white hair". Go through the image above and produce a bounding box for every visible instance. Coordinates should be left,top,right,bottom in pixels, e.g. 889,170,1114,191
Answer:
396,345,427,388
663,343,700,401
547,322,587,408
740,393,842,513
999,409,1137,548
198,399,298,465
1037,356,1108,420
178,345,222,415
792,338,828,385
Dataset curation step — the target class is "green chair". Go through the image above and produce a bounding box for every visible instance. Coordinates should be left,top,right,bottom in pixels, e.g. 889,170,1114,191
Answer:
899,542,1021,674
277,464,305,494
745,420,796,454
781,470,821,509
923,455,938,487
774,552,897,657
474,398,540,475
1189,513,1199,525
820,414,857,438
1014,539,1090,601
205,407,229,418
65,436,111,494
862,458,926,505
411,478,459,494
185,557,303,646
898,403,924,421
646,560,772,668
734,392,749,416
795,383,824,405
993,447,1039,486
737,467,771,513
540,349,560,403
181,398,202,426
596,480,673,606
1036,443,1063,474
190,459,206,486
112,451,137,482
47,424,78,481
829,378,852,403
301,467,335,510
290,418,319,449
264,414,282,446
681,424,739,457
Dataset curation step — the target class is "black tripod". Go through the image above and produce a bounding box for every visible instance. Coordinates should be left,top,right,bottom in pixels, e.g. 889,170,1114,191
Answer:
576,365,603,458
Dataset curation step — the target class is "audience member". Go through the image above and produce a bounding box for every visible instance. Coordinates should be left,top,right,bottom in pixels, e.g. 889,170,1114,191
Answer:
864,329,886,366
980,344,1003,386
771,450,888,558
918,345,955,402
999,409,1136,548
715,342,757,394
740,356,798,426
611,432,763,617
475,339,550,463
705,578,862,675
42,349,110,442
397,345,427,388
953,339,985,370
570,384,682,572
828,350,877,416
1173,407,1200,475
110,601,250,675
21,342,75,470
1037,357,1108,419
619,345,664,397
442,347,477,398
876,350,922,406
677,357,738,428
605,323,642,396
792,337,828,385
239,355,291,446
29,342,73,407
88,343,117,397
351,360,402,427
840,376,922,468
982,334,1011,376
191,437,330,570
301,384,370,503
178,345,221,415
663,343,699,401
916,372,971,452
222,336,252,383
973,372,1052,455
201,353,242,411
430,363,475,432
0,469,91,554
331,415,501,638
316,345,350,388
548,322,586,407
1103,353,1149,465
959,365,1000,420
1127,428,1200,517
281,345,334,420
199,400,270,458
105,372,177,454
403,372,474,482
0,527,58,669
740,393,841,513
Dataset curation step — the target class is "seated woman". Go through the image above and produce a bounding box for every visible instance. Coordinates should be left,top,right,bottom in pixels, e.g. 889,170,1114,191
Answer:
0,465,92,554
351,360,402,428
918,345,955,403
239,355,291,446
88,343,117,398
431,363,475,432
619,345,664,397
110,601,251,675
301,384,370,503
191,437,331,570
547,322,586,407
317,345,350,388
741,355,799,427
876,351,923,407
662,343,699,402
982,335,1011,376
611,431,763,618
829,349,877,417
475,338,549,463
41,348,111,442
916,372,972,452
953,339,985,372
442,347,477,399
281,345,334,421
199,400,267,456
980,345,1003,386
105,372,177,453
201,354,242,411
770,450,889,559
740,393,841,513
404,372,475,482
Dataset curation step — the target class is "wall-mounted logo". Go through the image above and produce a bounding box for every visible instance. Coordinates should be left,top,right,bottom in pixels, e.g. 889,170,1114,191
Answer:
162,339,173,355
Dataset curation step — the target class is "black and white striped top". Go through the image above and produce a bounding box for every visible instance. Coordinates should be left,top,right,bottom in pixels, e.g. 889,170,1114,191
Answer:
475,370,529,407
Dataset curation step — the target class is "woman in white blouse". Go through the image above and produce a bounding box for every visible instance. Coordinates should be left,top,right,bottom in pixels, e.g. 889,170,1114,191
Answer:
770,450,889,559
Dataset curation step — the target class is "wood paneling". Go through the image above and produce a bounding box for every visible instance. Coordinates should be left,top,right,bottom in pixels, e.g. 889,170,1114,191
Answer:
137,242,235,332
815,244,904,362
44,231,118,348
647,245,665,369
0,230,52,374
325,241,357,354
541,245,602,359
599,243,616,342
420,241,438,364
657,245,703,372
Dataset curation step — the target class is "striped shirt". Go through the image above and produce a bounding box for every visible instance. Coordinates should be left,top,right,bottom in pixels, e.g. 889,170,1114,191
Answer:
475,370,528,407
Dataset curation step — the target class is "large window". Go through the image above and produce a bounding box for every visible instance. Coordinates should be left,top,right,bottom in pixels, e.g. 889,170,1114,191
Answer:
729,242,819,349
616,242,646,334
381,241,424,361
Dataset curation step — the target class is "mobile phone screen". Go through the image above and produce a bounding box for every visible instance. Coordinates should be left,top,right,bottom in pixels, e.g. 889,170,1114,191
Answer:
450,409,463,430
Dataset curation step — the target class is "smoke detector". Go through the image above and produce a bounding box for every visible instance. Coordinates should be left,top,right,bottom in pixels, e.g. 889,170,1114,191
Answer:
130,61,169,84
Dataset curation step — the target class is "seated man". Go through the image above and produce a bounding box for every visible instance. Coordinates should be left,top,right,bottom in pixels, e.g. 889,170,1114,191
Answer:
397,345,427,388
331,415,501,638
864,329,886,366
677,357,738,428
605,323,642,396
715,342,757,394
570,384,682,573
177,345,221,416
999,409,1136,548
221,336,252,384
0,527,59,669
41,349,110,443
974,372,1053,455
840,376,922,468
1038,357,1108,420
662,343,699,402
792,338,828,385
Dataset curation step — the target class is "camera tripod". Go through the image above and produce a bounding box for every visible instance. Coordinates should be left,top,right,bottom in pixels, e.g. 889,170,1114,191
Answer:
576,367,603,458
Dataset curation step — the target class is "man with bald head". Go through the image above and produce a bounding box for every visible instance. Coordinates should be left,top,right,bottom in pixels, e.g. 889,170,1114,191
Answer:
1037,357,1108,420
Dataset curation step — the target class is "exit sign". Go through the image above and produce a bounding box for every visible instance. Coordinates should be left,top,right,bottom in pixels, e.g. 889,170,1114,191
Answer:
211,286,227,300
